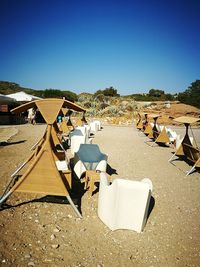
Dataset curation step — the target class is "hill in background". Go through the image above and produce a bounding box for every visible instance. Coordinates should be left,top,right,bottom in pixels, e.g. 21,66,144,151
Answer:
0,81,199,125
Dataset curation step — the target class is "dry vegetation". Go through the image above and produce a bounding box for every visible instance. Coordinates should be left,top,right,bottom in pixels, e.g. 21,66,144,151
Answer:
77,94,200,125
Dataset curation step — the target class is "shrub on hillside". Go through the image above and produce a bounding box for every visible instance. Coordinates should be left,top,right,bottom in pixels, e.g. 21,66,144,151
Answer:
82,101,92,108
94,93,106,102
99,102,109,109
178,80,200,109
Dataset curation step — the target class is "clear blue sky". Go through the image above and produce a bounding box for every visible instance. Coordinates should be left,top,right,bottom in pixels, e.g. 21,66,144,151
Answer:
0,0,199,95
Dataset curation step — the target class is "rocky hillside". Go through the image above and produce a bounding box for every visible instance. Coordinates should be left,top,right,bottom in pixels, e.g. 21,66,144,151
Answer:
76,94,200,125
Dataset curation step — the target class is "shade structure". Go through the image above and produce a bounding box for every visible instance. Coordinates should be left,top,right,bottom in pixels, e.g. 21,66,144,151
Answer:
169,116,200,176
6,91,42,102
0,123,82,218
0,98,86,217
173,116,200,125
136,113,143,129
0,94,17,104
12,125,68,196
147,113,161,119
11,98,86,125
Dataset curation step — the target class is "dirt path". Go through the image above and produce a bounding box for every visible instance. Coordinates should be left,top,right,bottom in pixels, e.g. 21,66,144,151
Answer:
0,124,200,267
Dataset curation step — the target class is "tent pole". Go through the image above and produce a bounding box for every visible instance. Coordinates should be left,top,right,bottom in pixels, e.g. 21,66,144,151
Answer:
186,165,196,176
66,195,82,218
169,153,176,162
0,190,12,206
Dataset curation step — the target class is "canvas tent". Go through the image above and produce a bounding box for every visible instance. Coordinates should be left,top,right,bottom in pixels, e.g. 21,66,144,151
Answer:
169,116,200,175
6,91,42,102
0,94,17,104
0,98,86,217
0,94,19,124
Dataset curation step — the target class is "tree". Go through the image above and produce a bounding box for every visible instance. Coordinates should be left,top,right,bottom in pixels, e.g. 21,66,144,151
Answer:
103,86,119,97
94,89,103,97
165,93,174,101
94,86,119,97
148,89,165,98
178,80,200,108
41,89,77,102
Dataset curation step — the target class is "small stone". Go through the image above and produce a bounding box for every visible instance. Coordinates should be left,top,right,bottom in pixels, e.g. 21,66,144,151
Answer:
24,254,31,259
51,244,59,249
53,227,61,233
44,259,52,262
28,262,35,266
2,259,6,263
50,234,56,240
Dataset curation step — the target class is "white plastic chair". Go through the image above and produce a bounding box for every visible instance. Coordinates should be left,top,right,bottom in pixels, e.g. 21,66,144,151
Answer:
93,120,101,130
89,121,99,132
75,126,91,143
69,129,86,154
84,124,91,138
73,144,107,179
98,173,153,233
166,128,177,143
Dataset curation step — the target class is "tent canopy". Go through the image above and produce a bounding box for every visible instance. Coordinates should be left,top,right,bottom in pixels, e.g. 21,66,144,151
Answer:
6,91,42,102
0,94,17,104
11,98,86,124
148,113,161,119
174,116,200,125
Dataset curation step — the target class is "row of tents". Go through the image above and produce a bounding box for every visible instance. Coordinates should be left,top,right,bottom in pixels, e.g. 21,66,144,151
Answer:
0,98,107,218
135,112,200,176
0,99,154,233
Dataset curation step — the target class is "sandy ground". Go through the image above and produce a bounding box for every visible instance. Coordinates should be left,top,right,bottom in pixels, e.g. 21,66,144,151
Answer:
0,123,200,267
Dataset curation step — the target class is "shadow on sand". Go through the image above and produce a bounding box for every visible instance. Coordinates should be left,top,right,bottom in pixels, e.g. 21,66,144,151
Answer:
0,140,26,146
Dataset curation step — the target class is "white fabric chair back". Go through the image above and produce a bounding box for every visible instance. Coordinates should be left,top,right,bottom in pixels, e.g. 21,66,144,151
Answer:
76,126,86,135
93,120,101,130
167,128,177,142
73,144,107,179
89,121,99,132
69,129,86,154
98,173,153,233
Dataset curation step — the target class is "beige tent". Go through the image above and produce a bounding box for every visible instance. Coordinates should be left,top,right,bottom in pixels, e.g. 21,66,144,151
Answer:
0,98,86,217
169,116,200,176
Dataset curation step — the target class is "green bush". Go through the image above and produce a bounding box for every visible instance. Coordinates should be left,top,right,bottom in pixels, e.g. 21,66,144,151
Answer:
178,80,200,108
94,86,120,97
